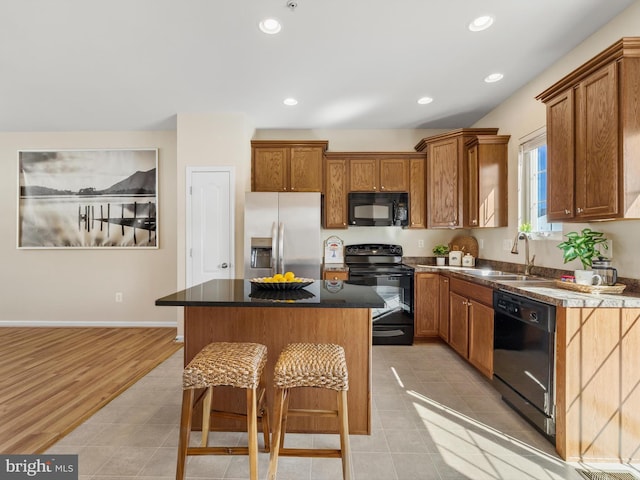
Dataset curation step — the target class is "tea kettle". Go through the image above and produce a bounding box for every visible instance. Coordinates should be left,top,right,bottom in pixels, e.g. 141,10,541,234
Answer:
592,258,617,286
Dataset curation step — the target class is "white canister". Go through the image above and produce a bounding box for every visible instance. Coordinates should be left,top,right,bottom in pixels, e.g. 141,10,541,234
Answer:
448,250,463,266
462,253,475,267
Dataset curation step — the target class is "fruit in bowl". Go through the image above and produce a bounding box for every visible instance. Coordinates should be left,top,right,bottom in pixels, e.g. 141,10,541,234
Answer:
250,271,313,290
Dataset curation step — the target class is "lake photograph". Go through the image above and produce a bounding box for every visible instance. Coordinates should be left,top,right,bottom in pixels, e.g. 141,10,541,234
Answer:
18,149,158,248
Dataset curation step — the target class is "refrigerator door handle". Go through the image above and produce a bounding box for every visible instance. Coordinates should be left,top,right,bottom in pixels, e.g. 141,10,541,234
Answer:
271,221,277,274
278,222,285,274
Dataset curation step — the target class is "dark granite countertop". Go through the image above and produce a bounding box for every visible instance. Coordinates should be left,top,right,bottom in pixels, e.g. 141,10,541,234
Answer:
155,279,384,308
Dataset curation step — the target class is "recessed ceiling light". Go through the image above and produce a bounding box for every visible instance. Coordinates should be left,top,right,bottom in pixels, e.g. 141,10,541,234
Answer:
417,97,433,105
468,15,494,32
484,73,504,83
259,18,281,34
283,98,298,106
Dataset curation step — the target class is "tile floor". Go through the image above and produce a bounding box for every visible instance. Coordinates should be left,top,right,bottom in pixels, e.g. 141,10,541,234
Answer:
47,342,640,479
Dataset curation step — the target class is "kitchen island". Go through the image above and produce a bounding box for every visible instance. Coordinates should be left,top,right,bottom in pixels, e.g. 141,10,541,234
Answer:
156,279,384,435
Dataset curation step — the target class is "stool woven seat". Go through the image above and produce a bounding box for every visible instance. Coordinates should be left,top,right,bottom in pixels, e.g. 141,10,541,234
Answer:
273,343,348,391
269,343,351,480
177,342,269,480
183,342,267,390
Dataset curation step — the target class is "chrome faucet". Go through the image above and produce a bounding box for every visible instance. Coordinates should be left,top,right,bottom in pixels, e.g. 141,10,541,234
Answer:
511,232,536,276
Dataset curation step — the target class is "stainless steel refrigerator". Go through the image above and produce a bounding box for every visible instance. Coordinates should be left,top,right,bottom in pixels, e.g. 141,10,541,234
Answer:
243,192,321,279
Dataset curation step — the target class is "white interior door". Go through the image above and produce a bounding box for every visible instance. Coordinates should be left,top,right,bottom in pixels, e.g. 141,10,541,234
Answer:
187,167,235,287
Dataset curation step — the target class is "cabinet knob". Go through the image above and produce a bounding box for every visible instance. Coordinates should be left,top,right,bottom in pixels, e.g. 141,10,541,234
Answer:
577,207,583,213
564,209,570,215
471,219,477,225
443,279,448,283
381,186,385,190
291,187,295,191
373,186,377,190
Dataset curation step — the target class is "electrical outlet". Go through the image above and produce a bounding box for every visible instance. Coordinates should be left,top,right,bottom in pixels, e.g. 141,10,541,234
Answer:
418,240,424,248
115,292,123,303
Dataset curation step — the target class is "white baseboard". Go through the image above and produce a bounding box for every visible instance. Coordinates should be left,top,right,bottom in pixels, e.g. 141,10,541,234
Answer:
0,320,178,328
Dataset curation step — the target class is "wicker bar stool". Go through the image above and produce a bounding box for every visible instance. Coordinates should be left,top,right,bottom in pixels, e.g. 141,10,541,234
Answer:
268,343,351,480
176,342,270,480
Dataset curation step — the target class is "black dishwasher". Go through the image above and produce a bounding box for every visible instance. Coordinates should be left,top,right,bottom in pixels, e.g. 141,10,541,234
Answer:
493,290,556,441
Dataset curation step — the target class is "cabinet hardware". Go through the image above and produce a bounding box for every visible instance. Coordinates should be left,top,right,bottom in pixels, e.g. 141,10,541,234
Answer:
577,207,583,213
564,209,570,215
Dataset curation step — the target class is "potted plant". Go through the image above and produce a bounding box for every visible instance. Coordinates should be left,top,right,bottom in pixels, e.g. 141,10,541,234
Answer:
557,228,609,269
432,244,449,266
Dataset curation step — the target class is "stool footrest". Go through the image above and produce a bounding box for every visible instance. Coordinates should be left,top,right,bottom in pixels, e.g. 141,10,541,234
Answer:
278,447,342,458
287,408,338,417
187,446,255,456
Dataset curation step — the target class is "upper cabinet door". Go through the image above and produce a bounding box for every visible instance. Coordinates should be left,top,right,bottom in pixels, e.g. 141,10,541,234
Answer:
575,62,619,219
252,147,288,192
323,156,349,229
428,137,462,228
464,135,509,228
349,158,379,191
546,89,575,221
409,158,426,228
379,158,409,192
289,147,324,192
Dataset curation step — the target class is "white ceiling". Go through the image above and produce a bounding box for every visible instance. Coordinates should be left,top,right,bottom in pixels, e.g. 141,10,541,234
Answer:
1,0,636,132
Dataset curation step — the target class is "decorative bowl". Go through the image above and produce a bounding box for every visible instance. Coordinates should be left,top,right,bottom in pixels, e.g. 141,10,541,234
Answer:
249,278,314,290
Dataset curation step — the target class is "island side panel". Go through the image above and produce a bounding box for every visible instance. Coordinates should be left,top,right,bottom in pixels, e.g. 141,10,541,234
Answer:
556,306,640,462
183,305,372,435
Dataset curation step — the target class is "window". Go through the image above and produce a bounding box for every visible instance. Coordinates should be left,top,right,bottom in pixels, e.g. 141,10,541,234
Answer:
518,128,561,236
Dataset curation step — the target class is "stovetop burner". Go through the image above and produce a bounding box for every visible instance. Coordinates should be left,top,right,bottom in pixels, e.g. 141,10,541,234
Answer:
345,244,404,265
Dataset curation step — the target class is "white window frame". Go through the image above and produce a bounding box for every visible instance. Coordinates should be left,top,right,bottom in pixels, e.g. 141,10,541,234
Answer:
517,127,562,240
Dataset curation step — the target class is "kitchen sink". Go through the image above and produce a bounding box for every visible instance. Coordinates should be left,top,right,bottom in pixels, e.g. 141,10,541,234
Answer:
462,269,508,276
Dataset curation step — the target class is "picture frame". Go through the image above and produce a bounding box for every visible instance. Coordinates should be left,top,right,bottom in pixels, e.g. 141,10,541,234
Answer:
17,148,158,249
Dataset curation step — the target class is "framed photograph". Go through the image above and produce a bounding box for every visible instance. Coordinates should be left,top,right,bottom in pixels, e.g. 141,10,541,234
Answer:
18,149,158,249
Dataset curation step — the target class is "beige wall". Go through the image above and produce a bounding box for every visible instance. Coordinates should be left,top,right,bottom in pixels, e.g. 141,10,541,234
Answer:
0,131,178,326
471,0,640,278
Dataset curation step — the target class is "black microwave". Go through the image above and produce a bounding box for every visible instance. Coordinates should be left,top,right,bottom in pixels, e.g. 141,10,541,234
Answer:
348,192,409,227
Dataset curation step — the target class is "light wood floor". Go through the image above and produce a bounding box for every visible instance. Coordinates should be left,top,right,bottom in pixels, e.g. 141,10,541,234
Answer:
0,327,181,454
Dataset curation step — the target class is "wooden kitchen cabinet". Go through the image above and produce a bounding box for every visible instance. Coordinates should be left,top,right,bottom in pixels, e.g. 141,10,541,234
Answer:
555,306,640,462
414,273,440,338
322,269,349,281
415,128,499,228
409,158,426,228
323,154,349,229
438,275,450,341
449,291,469,357
468,301,493,378
448,277,494,378
348,155,411,192
464,135,510,228
251,140,328,192
536,37,640,221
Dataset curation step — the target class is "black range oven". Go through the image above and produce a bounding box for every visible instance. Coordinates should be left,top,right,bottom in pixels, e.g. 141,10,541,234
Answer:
345,244,414,345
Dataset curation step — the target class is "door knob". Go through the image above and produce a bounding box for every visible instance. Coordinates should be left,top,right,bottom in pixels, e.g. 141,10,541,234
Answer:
221,263,228,269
